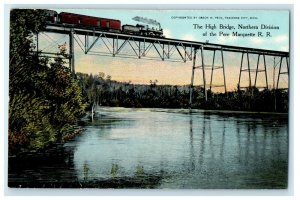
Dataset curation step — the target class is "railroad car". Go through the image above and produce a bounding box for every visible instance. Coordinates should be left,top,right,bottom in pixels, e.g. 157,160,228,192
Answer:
59,12,121,32
44,10,164,37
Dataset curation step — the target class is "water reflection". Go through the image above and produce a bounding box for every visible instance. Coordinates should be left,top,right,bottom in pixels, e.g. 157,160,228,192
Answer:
110,164,120,178
83,161,91,181
219,118,226,161
135,165,145,176
8,107,288,188
235,117,287,166
231,116,288,188
189,115,195,171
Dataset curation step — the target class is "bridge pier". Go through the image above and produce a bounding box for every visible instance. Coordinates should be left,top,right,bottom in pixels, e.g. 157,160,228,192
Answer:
238,52,269,90
69,29,75,74
209,48,227,93
276,56,289,90
189,48,197,108
200,46,207,102
189,46,227,108
254,54,268,89
238,52,252,89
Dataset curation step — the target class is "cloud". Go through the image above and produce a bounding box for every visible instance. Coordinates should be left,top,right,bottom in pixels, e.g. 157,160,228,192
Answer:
274,35,288,43
182,34,196,41
163,29,172,38
258,34,289,51
280,45,289,52
273,35,289,51
215,35,237,45
249,37,265,45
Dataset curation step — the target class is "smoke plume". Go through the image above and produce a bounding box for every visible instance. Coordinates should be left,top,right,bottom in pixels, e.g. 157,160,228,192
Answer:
132,16,160,26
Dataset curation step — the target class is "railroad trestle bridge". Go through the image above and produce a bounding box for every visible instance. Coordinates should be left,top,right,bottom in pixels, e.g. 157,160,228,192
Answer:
36,23,289,106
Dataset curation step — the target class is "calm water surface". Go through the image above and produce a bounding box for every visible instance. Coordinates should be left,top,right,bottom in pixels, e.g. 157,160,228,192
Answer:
9,107,288,189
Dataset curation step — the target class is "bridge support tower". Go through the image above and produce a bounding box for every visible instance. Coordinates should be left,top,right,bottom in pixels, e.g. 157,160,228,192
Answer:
238,52,269,90
276,56,289,90
189,46,227,108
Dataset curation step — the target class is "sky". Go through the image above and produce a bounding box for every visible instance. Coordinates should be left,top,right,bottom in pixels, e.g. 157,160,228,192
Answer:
39,9,290,91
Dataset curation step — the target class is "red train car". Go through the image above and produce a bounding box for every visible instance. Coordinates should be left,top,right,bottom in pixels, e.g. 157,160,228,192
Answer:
59,12,80,25
81,16,99,27
59,12,121,32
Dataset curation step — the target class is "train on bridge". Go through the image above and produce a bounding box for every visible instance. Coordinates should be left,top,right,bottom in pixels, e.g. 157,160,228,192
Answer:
45,10,165,37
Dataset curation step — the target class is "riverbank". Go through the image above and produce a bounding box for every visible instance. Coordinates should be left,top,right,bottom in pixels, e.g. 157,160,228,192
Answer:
96,106,288,115
9,127,85,158
62,128,85,142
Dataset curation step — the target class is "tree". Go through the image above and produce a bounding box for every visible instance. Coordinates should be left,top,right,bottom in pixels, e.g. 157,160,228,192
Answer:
9,9,86,155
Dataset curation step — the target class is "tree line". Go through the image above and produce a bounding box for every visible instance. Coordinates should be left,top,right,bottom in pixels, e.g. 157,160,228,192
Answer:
78,72,288,113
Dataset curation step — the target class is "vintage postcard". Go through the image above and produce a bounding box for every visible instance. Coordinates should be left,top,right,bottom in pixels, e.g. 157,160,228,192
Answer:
8,8,289,189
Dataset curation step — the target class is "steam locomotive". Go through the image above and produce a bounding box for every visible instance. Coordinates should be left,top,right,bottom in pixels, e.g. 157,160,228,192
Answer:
45,10,164,37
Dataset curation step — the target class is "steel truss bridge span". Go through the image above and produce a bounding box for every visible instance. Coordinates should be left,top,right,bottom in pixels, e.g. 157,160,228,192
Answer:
37,23,289,106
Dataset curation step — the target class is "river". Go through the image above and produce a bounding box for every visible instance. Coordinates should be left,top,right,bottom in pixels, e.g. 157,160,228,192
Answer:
8,107,288,189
